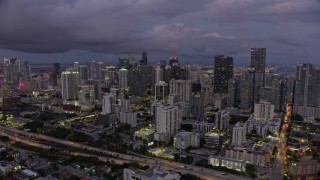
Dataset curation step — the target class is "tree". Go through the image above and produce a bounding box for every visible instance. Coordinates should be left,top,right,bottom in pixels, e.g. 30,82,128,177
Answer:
245,164,257,178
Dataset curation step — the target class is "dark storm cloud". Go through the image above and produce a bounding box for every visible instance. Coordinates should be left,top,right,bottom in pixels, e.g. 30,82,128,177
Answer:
0,0,319,63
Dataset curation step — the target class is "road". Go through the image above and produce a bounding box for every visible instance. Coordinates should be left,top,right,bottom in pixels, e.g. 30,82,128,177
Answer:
0,125,249,180
268,104,290,179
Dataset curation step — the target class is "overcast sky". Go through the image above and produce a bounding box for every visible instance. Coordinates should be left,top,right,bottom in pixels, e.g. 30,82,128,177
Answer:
0,0,319,65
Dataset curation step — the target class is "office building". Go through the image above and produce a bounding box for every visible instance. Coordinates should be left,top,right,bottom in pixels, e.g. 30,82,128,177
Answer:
118,68,128,91
155,81,168,102
227,78,240,108
140,51,148,66
189,94,204,121
79,65,90,84
119,58,130,69
251,48,266,85
213,55,233,94
128,65,152,96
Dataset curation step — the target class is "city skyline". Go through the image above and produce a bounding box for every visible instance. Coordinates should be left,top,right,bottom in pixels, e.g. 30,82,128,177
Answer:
0,0,319,64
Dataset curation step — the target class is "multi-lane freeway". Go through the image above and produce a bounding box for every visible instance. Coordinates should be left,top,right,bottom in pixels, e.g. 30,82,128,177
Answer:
0,125,249,180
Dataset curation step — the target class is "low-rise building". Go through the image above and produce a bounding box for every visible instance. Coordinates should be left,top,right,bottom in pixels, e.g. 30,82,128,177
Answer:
288,157,320,179
209,155,246,171
225,145,271,167
204,130,224,148
173,131,200,150
134,127,155,142
123,166,180,180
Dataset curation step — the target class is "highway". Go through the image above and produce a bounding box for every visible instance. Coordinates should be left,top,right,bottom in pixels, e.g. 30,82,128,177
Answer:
0,125,249,180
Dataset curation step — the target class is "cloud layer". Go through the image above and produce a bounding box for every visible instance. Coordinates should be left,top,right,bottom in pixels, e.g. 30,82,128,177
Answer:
0,0,319,64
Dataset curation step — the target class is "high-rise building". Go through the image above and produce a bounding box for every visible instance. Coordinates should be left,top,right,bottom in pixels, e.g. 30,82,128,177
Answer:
154,65,164,83
155,81,168,102
118,68,128,91
232,121,247,146
293,64,320,117
140,51,148,66
79,65,90,84
119,58,130,69
190,94,204,121
254,100,275,120
156,105,180,137
251,48,266,85
51,63,60,86
214,110,230,130
78,84,95,109
128,53,135,64
96,61,104,79
227,78,240,107
169,80,192,104
213,55,233,94
4,64,18,84
128,65,152,96
169,57,179,66
61,68,79,100
101,93,113,115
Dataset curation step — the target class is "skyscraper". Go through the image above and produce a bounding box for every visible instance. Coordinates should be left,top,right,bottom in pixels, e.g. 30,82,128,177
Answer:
51,63,60,86
128,65,152,96
251,48,266,85
61,68,79,100
140,51,148,66
118,68,128,91
119,58,130,69
155,81,168,102
213,55,233,94
79,65,90,84
293,64,320,117
169,79,192,104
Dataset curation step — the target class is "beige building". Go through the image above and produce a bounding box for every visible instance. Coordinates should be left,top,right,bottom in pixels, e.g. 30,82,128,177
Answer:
288,157,320,179
226,145,271,167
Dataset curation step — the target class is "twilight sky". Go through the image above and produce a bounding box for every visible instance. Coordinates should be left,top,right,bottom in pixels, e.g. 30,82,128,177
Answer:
0,0,319,64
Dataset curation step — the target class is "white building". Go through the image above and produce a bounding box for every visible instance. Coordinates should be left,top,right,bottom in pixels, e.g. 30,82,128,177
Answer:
61,68,79,100
174,131,200,150
154,65,164,83
232,121,247,146
169,80,192,105
118,68,128,90
254,100,275,120
121,99,131,112
120,111,137,127
247,118,281,137
134,128,155,142
123,167,180,180
155,105,180,138
102,93,113,115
